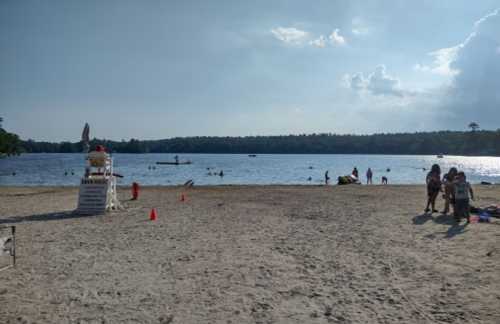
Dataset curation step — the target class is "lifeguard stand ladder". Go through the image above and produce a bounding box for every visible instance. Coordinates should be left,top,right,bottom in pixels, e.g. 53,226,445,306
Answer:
76,150,122,215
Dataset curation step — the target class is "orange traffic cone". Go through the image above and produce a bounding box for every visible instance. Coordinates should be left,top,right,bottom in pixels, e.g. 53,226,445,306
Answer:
149,208,157,221
180,193,186,202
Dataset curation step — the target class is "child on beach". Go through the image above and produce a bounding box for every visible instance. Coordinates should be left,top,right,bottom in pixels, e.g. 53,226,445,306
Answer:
425,164,441,213
451,172,474,223
442,167,458,215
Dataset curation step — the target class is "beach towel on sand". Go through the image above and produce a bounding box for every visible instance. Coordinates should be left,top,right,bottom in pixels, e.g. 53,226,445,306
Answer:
0,236,13,256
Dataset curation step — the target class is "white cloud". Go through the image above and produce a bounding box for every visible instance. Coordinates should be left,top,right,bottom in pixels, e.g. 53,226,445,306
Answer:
390,8,500,129
474,8,499,27
271,26,346,48
413,63,430,72
351,17,370,36
270,27,309,45
345,65,405,97
442,8,500,127
344,8,500,131
414,9,499,78
310,35,327,48
414,41,470,77
343,72,366,90
329,29,346,45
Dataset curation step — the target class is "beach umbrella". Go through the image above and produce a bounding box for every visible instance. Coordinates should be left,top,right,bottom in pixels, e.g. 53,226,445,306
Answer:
81,123,90,153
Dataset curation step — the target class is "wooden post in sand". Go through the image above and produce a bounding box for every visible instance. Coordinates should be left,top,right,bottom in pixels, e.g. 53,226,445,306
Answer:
0,226,16,272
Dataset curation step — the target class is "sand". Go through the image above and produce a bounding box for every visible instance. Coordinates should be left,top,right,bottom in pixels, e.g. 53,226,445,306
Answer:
0,185,499,324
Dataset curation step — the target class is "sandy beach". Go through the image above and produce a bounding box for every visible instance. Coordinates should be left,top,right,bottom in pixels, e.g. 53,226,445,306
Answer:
0,185,499,324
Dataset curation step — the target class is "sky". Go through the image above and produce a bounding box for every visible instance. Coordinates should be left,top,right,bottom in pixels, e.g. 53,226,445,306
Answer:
1,0,499,141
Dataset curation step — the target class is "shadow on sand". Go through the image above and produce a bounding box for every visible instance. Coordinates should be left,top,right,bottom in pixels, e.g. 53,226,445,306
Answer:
412,213,433,225
413,212,469,238
443,222,469,238
0,211,99,225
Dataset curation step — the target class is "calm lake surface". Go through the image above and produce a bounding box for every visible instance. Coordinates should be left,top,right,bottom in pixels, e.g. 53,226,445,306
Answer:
1,153,500,186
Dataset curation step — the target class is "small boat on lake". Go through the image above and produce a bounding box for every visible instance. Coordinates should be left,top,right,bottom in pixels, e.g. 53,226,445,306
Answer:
248,154,257,157
156,161,192,165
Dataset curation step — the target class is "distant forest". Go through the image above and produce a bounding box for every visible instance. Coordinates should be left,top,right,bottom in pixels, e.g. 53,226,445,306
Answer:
0,117,22,156
19,130,500,156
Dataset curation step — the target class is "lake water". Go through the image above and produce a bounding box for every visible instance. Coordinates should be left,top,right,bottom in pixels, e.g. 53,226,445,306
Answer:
1,153,499,186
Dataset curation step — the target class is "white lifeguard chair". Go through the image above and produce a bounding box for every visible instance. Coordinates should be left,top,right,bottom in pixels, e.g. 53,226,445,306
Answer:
76,146,122,215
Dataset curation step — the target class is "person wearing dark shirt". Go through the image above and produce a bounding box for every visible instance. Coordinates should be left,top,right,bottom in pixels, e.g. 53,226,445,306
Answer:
425,164,442,213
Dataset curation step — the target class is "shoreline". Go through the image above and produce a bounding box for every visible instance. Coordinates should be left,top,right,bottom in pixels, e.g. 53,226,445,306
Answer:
0,183,498,189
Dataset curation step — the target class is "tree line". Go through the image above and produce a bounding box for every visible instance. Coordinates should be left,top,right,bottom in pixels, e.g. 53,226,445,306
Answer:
0,117,22,156
19,130,500,156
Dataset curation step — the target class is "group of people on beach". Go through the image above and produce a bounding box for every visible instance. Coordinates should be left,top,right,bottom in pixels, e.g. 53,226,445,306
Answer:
356,167,387,185
327,167,388,185
425,164,474,223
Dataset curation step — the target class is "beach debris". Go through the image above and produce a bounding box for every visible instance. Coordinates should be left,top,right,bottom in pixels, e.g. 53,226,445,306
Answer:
149,208,157,221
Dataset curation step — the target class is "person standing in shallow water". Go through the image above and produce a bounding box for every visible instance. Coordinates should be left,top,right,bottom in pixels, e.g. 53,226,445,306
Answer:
366,168,373,184
325,171,330,185
425,164,442,213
